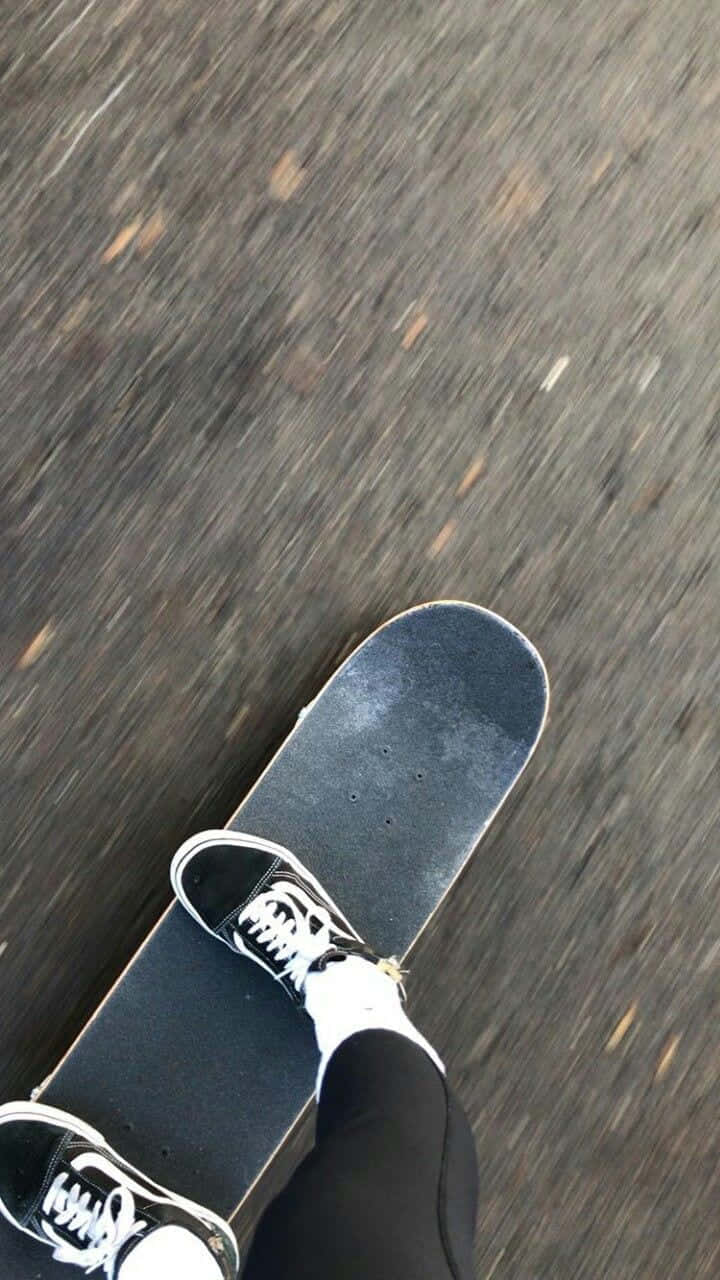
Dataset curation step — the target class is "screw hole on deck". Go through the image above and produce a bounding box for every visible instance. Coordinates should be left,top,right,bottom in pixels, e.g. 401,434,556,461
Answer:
385,817,393,826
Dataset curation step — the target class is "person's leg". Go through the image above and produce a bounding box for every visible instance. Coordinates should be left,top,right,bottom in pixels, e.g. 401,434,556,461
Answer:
242,1030,478,1280
0,1102,237,1279
303,952,444,1094
172,831,480,1280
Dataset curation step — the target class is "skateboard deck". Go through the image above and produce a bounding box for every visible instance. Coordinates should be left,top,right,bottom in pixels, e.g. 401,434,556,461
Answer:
3,602,547,1277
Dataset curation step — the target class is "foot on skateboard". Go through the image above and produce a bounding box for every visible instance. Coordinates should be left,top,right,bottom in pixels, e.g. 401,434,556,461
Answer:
0,1102,238,1278
171,830,401,1006
0,603,547,1262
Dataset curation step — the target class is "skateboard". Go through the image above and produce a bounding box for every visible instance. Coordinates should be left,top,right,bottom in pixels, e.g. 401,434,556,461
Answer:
2,602,548,1277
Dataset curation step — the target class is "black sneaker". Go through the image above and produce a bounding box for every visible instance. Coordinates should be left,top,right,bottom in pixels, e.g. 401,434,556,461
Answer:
171,830,390,1004
0,1102,238,1277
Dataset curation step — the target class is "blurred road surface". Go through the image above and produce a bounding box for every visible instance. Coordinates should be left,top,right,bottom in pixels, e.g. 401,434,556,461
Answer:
2,0,720,1272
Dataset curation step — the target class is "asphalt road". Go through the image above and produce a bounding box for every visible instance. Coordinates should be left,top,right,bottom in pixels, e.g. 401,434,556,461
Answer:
2,0,720,1273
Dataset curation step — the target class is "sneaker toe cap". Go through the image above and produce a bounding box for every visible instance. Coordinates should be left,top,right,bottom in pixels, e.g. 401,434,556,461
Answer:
177,839,279,929
0,1111,64,1223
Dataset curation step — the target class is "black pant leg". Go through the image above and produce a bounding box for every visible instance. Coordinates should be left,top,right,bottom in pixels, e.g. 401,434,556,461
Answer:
241,1030,478,1280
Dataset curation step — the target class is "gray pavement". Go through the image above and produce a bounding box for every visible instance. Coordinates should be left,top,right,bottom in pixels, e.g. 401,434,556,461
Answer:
2,0,720,1273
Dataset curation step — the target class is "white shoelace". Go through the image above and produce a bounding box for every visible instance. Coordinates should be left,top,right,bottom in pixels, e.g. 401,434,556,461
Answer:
236,884,352,992
42,1171,146,1275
